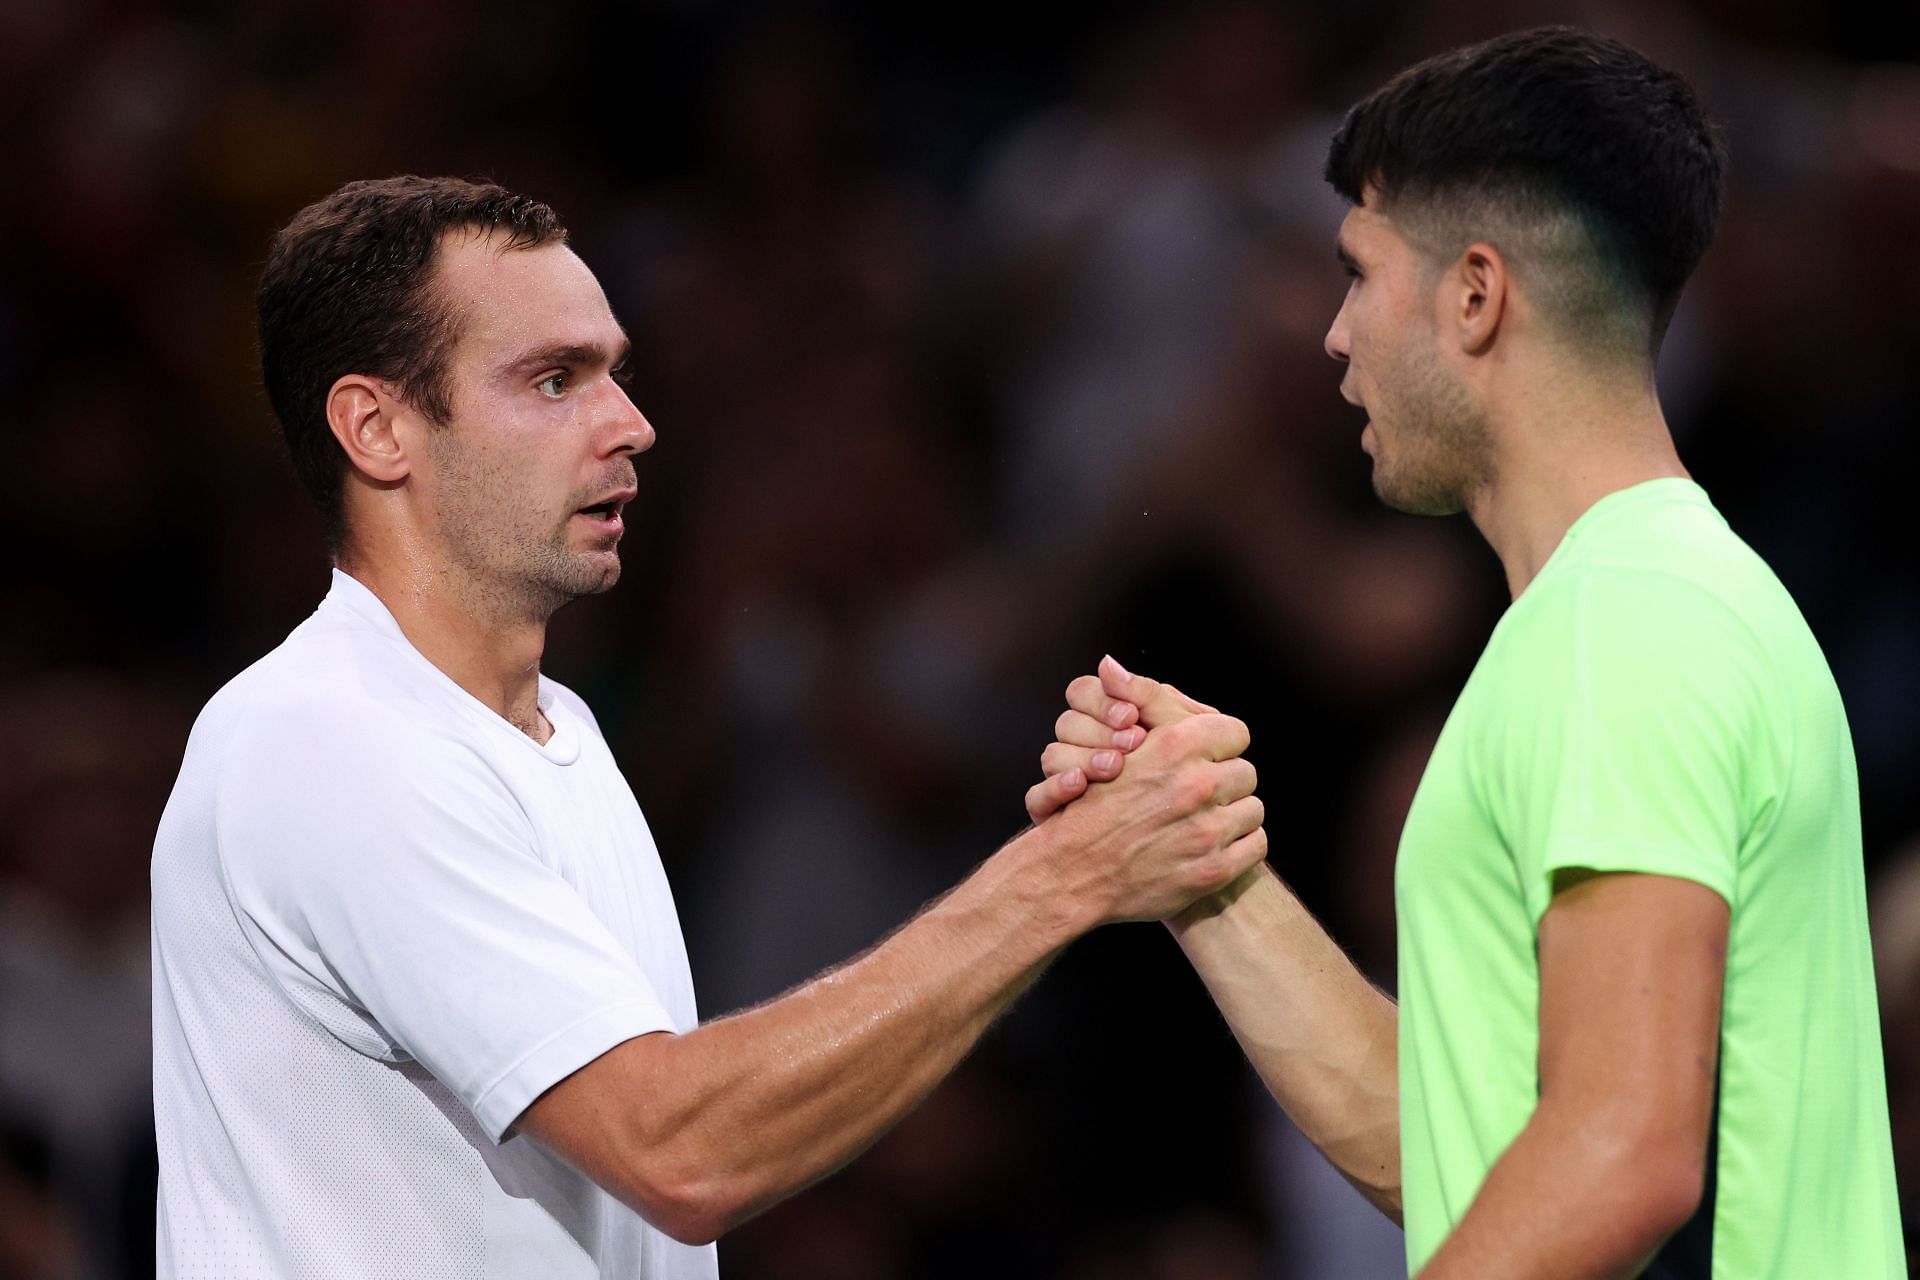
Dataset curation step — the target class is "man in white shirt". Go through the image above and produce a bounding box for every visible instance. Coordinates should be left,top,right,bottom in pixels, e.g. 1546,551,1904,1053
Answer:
151,175,1268,1279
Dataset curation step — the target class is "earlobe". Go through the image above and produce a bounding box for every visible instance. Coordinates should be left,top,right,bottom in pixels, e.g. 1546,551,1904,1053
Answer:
325,376,411,484
1457,243,1507,355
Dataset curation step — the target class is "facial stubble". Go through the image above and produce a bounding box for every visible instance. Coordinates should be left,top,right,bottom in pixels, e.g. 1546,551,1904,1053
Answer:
1368,335,1493,518
423,426,624,623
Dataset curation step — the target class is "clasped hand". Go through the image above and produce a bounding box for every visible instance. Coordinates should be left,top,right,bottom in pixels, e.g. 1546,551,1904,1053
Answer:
1024,655,1268,922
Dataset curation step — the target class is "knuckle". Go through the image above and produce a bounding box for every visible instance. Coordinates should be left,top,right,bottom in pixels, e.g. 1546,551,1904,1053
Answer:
1173,770,1214,812
1236,794,1267,836
1067,675,1101,706
1183,851,1227,893
1159,719,1197,754
1054,709,1078,738
1205,807,1236,846
1228,829,1268,872
1193,711,1239,745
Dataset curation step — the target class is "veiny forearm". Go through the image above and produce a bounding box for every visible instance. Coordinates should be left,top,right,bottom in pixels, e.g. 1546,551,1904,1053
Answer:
614,831,1088,1237
1414,1098,1701,1279
1169,863,1402,1217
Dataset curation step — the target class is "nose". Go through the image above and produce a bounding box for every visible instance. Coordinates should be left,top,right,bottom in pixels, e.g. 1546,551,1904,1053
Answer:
1324,292,1352,364
601,383,656,459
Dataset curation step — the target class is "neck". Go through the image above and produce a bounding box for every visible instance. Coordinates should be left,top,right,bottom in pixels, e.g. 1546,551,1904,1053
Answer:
1464,365,1688,601
336,546,555,742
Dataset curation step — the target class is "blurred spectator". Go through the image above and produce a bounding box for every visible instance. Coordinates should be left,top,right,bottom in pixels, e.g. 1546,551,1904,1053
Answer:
0,676,183,1280
0,1124,85,1280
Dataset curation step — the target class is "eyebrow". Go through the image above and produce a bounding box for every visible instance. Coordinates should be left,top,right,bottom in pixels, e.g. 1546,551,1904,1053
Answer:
498,335,633,378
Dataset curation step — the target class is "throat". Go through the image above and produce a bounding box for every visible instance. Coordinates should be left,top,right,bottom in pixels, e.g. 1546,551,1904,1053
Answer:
511,703,554,745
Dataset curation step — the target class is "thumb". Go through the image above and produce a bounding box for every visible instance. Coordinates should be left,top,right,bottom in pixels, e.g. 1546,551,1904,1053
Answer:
1099,655,1218,729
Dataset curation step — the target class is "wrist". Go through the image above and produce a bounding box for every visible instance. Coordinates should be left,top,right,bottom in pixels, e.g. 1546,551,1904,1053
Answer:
989,822,1107,946
1165,861,1267,936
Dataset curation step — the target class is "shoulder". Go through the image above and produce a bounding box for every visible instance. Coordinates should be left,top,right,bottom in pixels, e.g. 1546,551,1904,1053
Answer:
1502,558,1769,674
1474,562,1779,768
1524,487,1797,655
203,633,439,762
197,619,517,836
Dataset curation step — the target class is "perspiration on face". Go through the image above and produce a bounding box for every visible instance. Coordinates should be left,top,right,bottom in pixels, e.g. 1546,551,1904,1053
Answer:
408,232,648,611
255,176,569,552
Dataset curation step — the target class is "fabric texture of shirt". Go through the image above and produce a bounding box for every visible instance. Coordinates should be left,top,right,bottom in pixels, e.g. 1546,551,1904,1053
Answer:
152,569,718,1279
1395,479,1903,1277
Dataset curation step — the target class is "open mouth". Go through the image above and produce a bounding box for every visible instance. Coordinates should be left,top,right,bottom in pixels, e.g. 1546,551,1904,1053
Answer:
574,500,625,537
575,482,636,531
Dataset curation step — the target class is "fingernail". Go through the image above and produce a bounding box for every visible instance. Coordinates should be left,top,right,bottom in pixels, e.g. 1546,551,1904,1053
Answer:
1091,751,1119,772
1105,703,1132,728
1064,767,1084,789
1112,728,1140,749
1106,654,1134,684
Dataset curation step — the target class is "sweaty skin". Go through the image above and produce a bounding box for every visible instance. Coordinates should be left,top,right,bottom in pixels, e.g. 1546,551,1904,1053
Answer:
323,228,1274,1246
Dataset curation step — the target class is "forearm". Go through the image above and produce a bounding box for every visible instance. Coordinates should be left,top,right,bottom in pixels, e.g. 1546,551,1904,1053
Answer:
629,828,1089,1234
530,707,1266,1243
1414,1101,1700,1279
1168,863,1402,1216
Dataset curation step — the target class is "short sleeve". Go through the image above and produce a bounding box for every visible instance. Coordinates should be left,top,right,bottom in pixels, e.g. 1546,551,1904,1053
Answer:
214,703,676,1140
1485,570,1781,923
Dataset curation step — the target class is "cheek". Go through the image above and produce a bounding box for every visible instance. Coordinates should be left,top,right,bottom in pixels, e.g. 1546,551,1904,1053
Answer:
1348,294,1387,362
433,431,542,517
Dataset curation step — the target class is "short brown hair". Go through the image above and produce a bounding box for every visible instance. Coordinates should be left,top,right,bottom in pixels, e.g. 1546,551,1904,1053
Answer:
256,176,567,549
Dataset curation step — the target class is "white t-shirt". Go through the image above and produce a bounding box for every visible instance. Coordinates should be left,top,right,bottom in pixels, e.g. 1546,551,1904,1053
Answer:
152,569,718,1280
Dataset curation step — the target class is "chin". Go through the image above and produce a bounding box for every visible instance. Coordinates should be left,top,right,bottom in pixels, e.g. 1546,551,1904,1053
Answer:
541,551,624,604
573,556,623,596
1373,472,1466,518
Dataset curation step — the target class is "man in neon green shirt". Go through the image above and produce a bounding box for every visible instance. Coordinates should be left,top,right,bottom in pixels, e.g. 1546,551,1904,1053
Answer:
1028,26,1903,1279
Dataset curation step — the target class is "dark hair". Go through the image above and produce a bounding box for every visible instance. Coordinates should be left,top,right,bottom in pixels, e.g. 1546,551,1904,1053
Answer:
1325,26,1726,358
256,175,567,549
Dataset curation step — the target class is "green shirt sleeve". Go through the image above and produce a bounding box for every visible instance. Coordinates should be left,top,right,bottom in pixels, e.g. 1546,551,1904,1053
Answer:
1480,567,1784,923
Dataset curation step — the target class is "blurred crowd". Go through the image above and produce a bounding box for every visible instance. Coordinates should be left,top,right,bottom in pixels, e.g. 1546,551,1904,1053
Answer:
1,0,1916,1276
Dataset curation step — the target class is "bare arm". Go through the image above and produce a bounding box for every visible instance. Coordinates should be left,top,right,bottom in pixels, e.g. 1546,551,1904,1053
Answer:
1030,657,1400,1216
520,710,1268,1245
1413,871,1726,1279
1170,865,1402,1216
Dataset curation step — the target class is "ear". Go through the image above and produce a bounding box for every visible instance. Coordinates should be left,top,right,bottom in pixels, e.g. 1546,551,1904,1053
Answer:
325,374,414,485
1451,242,1509,356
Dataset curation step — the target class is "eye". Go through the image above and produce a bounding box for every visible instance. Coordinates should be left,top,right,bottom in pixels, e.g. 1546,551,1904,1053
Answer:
611,364,634,389
536,372,568,398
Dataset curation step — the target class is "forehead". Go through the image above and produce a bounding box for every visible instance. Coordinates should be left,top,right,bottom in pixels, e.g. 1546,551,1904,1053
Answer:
1337,199,1406,260
431,231,621,358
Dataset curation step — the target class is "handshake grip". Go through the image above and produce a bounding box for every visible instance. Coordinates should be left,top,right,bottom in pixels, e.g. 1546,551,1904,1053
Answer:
1025,656,1266,924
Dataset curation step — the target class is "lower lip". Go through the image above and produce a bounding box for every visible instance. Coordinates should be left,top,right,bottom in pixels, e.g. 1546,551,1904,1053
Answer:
575,510,624,538
1361,422,1375,452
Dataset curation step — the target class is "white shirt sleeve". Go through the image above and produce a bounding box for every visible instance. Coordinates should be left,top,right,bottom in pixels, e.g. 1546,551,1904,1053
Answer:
212,699,677,1141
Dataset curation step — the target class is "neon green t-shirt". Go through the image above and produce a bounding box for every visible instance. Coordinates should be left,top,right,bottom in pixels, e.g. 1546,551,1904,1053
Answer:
1396,478,1903,1278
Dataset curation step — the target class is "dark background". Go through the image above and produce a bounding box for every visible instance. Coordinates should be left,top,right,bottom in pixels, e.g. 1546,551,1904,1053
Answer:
2,0,1918,1276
